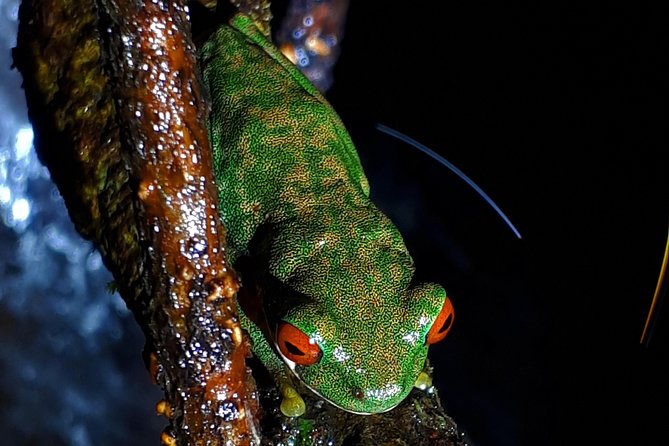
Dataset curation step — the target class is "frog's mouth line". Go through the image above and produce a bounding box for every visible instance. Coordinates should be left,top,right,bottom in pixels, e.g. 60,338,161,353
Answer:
275,343,401,416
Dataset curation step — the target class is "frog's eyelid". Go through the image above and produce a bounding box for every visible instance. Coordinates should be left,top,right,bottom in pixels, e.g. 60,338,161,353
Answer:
277,322,323,365
425,297,455,345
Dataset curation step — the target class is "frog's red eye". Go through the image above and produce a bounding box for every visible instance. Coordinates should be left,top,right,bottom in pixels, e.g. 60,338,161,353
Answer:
277,322,323,366
426,297,454,345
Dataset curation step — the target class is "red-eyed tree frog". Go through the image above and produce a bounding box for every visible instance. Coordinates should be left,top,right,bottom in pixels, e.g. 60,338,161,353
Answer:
199,13,454,417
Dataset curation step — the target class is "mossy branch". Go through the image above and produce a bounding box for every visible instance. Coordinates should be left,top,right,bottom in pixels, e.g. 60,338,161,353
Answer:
14,0,259,444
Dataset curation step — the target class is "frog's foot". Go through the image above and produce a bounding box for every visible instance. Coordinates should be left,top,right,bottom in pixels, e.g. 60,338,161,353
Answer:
279,384,306,417
414,371,433,391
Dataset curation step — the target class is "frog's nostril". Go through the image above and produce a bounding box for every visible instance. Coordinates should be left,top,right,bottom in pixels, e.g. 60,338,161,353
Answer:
353,388,364,400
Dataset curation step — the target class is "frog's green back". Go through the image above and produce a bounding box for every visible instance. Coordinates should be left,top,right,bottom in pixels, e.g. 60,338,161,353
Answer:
199,14,452,415
200,14,371,259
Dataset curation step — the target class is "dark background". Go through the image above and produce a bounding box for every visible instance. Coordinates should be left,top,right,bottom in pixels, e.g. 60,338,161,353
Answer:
309,2,667,445
0,2,666,446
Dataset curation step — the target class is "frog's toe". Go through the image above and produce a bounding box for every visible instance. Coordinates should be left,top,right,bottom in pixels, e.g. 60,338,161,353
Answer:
414,371,432,390
280,385,306,417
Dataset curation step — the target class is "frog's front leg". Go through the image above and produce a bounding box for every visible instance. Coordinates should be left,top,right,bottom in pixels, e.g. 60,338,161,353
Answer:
414,371,433,391
238,309,306,417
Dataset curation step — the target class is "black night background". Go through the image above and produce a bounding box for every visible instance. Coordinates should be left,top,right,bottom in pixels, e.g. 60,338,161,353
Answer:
0,1,667,445
323,2,668,445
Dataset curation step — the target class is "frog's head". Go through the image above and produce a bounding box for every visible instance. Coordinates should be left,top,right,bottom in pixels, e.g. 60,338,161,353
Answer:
264,208,454,413
274,282,454,414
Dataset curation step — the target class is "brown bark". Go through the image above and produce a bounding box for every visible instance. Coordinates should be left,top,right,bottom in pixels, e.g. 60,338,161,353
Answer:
14,0,259,444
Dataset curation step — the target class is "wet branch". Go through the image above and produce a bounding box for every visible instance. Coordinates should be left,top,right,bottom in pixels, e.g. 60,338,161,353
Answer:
14,0,259,444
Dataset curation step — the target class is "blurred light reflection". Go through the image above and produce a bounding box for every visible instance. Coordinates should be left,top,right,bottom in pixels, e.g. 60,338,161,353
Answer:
14,126,33,160
0,0,163,443
276,0,349,92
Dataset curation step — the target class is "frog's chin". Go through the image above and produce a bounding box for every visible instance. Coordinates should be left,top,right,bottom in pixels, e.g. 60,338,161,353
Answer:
321,394,400,415
279,352,401,415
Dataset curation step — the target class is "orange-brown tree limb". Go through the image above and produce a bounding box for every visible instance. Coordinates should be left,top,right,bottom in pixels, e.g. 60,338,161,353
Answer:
14,0,259,444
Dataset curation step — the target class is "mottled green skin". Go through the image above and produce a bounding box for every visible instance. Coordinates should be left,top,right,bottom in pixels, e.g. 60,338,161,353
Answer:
201,13,447,414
